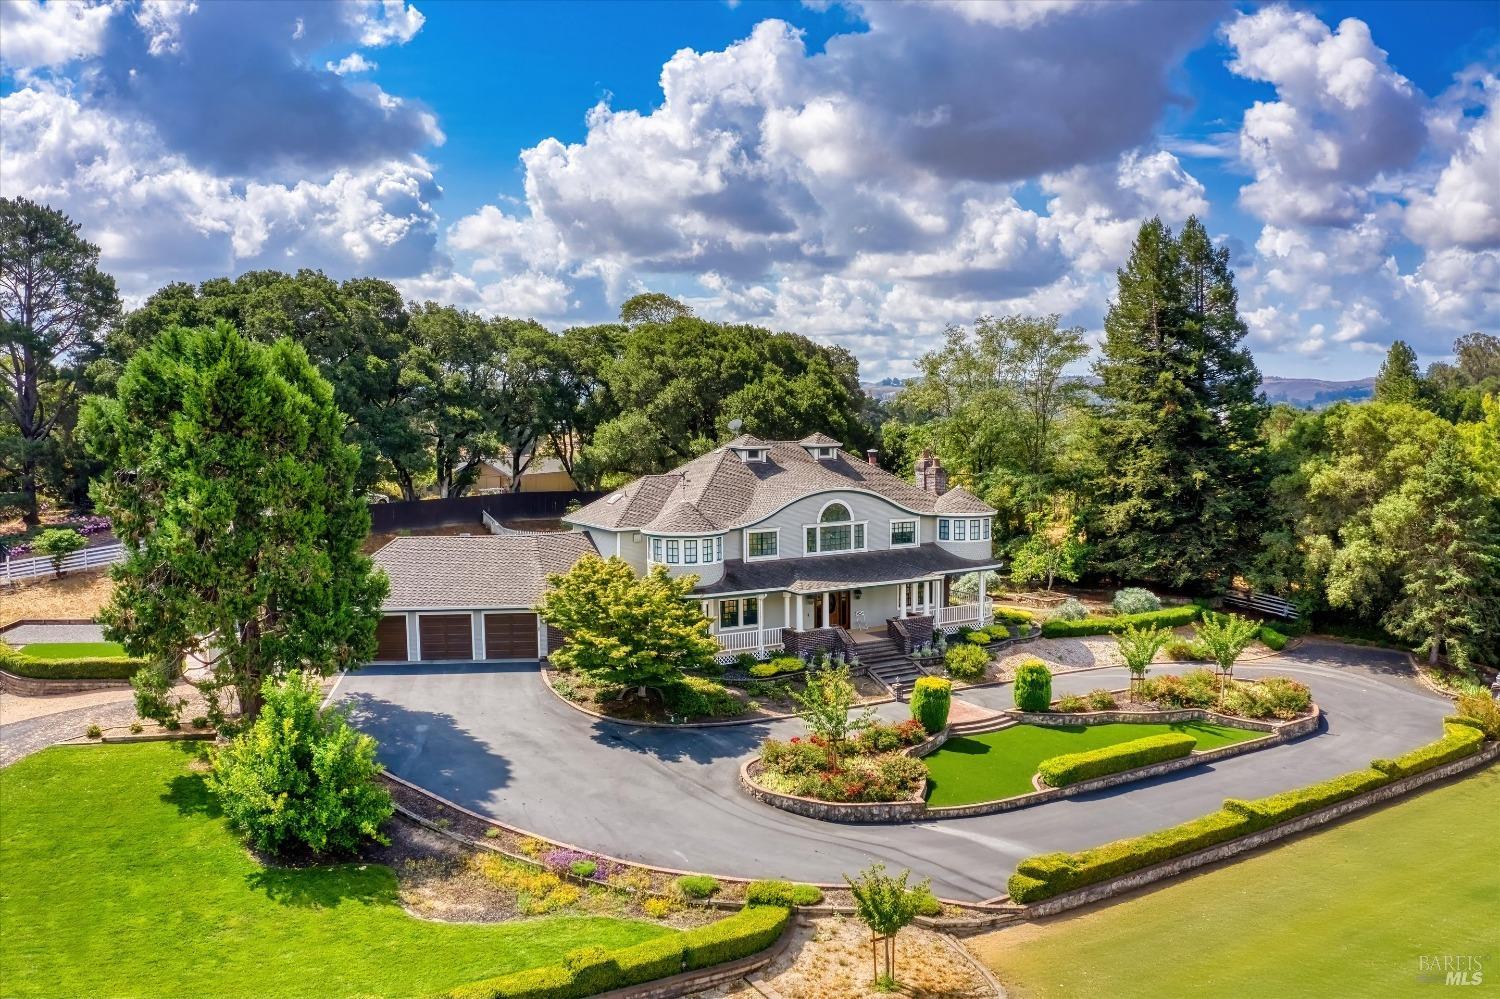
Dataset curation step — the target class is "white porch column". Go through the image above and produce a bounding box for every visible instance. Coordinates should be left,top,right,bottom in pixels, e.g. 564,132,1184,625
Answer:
783,591,792,631
755,595,766,654
898,583,907,617
702,601,714,635
818,595,828,629
977,569,990,625
796,593,805,631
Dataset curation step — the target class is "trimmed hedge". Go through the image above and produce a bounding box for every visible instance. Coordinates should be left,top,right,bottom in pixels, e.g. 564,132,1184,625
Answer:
744,880,823,907
0,643,145,680
1041,605,1201,639
909,676,952,734
1370,722,1485,779
1036,732,1197,788
1008,719,1490,904
442,904,791,999
1257,625,1288,651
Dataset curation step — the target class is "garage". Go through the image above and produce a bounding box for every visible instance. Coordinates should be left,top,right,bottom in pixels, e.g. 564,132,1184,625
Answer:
419,614,474,661
484,612,538,659
372,615,409,662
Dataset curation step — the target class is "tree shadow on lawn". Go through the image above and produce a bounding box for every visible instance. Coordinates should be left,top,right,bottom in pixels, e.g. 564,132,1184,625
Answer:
339,689,514,804
244,862,401,909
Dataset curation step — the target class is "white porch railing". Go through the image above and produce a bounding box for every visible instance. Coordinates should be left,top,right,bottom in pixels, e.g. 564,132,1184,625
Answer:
714,627,786,661
2,542,125,585
935,602,992,631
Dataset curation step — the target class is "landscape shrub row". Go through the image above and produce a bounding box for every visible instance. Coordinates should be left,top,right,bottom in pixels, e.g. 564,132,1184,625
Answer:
0,643,145,680
443,903,792,999
1036,732,1197,788
1258,625,1289,651
1041,604,1201,638
1008,719,1491,904
743,879,824,907
1136,670,1311,720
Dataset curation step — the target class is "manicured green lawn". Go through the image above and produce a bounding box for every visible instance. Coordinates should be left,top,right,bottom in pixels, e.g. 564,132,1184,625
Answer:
973,764,1500,998
13,640,128,659
923,722,1260,806
0,744,673,998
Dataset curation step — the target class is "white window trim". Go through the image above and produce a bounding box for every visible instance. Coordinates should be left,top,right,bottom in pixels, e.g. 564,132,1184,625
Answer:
716,596,763,632
743,527,780,562
800,518,869,557
889,518,918,548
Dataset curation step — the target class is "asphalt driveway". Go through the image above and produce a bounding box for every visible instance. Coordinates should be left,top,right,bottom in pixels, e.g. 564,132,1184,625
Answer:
338,639,1453,900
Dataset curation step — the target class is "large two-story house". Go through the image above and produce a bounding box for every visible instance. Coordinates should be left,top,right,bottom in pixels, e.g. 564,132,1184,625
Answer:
369,434,999,664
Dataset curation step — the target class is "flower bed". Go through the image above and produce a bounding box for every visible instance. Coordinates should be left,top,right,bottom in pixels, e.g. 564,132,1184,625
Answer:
1136,670,1312,720
756,720,930,803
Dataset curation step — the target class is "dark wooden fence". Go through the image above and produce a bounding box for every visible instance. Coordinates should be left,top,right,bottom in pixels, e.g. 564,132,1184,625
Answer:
367,491,604,533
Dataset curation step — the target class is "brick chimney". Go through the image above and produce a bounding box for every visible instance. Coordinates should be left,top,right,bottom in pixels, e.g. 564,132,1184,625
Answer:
914,449,947,495
866,448,879,466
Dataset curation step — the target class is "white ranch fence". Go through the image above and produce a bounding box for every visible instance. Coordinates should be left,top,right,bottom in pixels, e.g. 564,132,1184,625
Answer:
2,542,125,585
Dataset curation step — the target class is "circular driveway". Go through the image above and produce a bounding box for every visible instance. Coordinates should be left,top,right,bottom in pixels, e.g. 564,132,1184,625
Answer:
338,639,1452,901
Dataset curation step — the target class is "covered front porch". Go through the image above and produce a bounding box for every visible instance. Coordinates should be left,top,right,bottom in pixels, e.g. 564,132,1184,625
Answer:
696,544,1000,661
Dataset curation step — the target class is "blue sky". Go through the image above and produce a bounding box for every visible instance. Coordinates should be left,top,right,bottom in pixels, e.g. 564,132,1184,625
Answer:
2,0,1496,380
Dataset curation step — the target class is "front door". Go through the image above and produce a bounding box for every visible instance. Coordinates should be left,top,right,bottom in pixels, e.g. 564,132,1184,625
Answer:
828,590,851,629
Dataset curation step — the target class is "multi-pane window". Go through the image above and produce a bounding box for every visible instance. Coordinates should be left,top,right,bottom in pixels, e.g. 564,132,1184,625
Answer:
684,539,698,564
970,519,983,540
743,599,759,627
954,519,967,541
666,539,680,564
719,599,740,629
938,519,950,541
806,503,867,554
748,530,777,559
891,519,917,546
652,538,663,562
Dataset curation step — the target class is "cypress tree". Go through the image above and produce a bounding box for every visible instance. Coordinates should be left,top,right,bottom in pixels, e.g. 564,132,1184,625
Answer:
1373,340,1423,405
1088,217,1267,588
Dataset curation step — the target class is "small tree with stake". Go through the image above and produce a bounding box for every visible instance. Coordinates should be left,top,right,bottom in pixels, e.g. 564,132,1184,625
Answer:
845,863,930,989
1115,623,1170,697
1193,612,1260,706
31,527,85,577
793,661,875,768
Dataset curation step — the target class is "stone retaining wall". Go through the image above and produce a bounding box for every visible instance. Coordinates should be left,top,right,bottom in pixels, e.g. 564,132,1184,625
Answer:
592,917,799,999
0,668,132,697
1016,741,1500,918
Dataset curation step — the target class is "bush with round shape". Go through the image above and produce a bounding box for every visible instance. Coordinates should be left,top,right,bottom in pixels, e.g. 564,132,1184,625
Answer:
909,676,952,733
206,670,393,857
1051,597,1088,621
1055,694,1088,712
1013,659,1052,711
745,880,823,907
674,874,721,900
944,643,990,682
1112,588,1161,615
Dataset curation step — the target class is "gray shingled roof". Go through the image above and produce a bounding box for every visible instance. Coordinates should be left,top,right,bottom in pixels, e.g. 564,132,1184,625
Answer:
694,543,1003,595
566,439,995,533
798,432,842,446
725,434,771,449
375,533,598,610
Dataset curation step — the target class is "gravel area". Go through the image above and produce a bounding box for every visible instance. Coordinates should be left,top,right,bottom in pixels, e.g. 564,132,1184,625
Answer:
2,622,108,645
703,916,996,998
0,682,211,767
0,687,135,725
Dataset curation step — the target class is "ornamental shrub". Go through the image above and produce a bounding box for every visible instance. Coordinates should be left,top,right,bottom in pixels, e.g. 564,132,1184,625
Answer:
1369,722,1484,779
1037,732,1196,787
944,643,990,682
909,676,952,733
745,880,823,907
1086,688,1118,711
682,903,793,969
966,630,992,645
1453,693,1500,739
1258,625,1289,651
1050,597,1088,621
1013,659,1052,711
674,874,721,899
31,527,86,576
1164,638,1210,662
1112,588,1161,615
662,676,745,718
1055,694,1088,712
206,670,393,858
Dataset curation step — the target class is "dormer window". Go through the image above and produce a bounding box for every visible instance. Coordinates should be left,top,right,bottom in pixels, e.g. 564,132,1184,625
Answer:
798,434,842,460
743,449,765,463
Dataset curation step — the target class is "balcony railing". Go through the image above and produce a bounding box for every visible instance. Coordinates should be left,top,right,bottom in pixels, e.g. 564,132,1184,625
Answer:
715,627,786,656
935,602,990,629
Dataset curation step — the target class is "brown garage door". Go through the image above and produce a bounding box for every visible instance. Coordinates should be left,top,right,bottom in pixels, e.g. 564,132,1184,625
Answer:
373,615,409,662
419,614,473,661
484,612,538,659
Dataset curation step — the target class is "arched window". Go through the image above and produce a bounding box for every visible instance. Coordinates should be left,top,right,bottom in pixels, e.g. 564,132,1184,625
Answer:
806,501,865,554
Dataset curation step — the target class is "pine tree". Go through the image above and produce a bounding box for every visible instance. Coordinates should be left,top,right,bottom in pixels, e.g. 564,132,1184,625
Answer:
1375,436,1500,668
1088,217,1267,588
1373,340,1423,405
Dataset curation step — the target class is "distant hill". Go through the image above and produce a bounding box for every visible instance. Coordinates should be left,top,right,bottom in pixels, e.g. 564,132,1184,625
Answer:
862,374,1376,409
1261,376,1375,408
